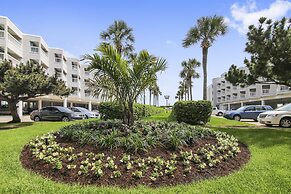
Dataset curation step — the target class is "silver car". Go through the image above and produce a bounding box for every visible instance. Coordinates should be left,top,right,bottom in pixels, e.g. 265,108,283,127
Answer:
258,103,291,127
68,107,99,119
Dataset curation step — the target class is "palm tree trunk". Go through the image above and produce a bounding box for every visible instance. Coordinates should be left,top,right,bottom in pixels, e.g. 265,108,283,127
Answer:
189,79,193,100
149,89,151,105
202,47,208,100
8,100,21,123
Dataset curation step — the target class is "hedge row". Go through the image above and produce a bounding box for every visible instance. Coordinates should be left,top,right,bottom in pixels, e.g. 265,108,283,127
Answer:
171,100,212,125
99,102,165,120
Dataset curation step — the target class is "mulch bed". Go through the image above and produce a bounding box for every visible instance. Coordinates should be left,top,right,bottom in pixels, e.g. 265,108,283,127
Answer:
20,137,250,188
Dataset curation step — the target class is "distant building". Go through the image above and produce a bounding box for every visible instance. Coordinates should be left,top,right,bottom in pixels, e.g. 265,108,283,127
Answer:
207,67,291,110
0,16,100,116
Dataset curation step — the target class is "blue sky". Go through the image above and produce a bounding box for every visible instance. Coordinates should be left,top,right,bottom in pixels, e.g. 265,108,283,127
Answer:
1,0,291,105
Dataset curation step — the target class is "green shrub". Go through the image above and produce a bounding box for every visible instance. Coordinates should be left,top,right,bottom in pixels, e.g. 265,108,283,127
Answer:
99,102,165,120
172,100,212,125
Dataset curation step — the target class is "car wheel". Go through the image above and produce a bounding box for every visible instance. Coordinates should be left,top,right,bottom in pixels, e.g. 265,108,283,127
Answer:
233,115,241,121
217,112,223,116
34,116,40,122
62,116,70,122
279,118,291,128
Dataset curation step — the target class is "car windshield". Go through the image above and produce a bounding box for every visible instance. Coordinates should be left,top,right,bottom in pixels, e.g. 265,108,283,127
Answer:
69,107,81,112
57,107,73,113
276,104,291,111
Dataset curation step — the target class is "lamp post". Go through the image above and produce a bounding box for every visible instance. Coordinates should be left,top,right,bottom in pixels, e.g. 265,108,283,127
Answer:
164,95,170,106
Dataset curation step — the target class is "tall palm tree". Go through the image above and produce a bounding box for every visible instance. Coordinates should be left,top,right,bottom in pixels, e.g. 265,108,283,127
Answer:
100,20,135,57
177,81,188,100
183,15,227,100
150,81,162,106
84,44,166,125
179,58,200,100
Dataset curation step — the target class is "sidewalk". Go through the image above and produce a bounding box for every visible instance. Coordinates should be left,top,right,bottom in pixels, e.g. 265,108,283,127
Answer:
0,115,32,123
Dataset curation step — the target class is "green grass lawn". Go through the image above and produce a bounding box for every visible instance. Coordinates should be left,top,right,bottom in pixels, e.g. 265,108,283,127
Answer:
0,116,290,193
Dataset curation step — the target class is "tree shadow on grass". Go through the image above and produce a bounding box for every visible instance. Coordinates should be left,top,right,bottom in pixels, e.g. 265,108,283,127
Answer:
0,122,33,130
218,127,291,149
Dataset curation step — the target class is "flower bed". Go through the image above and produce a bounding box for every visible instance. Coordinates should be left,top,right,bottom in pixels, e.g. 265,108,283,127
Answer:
21,121,250,187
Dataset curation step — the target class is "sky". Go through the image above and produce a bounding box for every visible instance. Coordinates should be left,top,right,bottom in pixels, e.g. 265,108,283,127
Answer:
1,0,291,105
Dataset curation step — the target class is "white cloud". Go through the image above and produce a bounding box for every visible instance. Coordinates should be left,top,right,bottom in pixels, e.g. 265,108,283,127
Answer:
228,0,291,34
165,40,177,46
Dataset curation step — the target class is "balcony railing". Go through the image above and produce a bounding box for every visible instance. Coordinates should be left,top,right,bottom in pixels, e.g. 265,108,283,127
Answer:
56,72,62,78
8,54,20,65
8,33,21,47
0,30,4,38
233,96,238,100
233,86,237,90
240,94,246,99
30,46,39,53
250,92,256,97
85,92,91,97
41,49,48,56
262,89,270,95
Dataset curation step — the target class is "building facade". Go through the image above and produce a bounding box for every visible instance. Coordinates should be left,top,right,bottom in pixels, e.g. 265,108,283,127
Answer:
208,67,291,110
0,16,100,116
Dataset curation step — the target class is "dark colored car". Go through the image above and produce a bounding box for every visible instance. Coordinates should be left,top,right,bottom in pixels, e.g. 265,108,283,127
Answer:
30,106,85,122
223,105,273,121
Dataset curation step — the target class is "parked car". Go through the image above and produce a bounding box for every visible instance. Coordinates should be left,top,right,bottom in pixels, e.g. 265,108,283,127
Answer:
258,103,291,127
212,107,226,116
223,105,273,121
30,106,85,122
68,107,99,119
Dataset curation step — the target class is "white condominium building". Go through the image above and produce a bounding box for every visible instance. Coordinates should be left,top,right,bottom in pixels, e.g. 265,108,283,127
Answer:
0,16,100,116
208,67,291,110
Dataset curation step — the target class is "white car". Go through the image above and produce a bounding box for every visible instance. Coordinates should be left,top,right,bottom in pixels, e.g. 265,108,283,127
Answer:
68,107,99,119
258,103,291,127
212,107,226,116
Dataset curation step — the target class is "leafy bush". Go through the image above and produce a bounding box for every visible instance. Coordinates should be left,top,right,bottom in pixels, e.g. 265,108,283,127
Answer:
99,102,165,120
59,120,233,152
171,100,212,125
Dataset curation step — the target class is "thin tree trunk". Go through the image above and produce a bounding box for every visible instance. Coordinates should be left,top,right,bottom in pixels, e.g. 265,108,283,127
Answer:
149,89,151,105
189,79,193,100
128,101,134,126
202,47,208,100
8,100,21,123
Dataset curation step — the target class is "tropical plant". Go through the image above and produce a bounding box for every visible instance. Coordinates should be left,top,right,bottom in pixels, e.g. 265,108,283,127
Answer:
183,15,228,100
149,81,162,106
0,61,70,123
176,81,188,100
83,44,166,125
100,20,135,57
225,17,291,87
179,58,200,100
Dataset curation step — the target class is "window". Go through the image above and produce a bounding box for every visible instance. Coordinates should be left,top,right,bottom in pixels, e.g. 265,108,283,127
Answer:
85,89,91,97
55,53,62,63
72,62,78,70
72,74,78,83
256,106,265,111
72,87,78,95
245,106,255,111
30,41,39,53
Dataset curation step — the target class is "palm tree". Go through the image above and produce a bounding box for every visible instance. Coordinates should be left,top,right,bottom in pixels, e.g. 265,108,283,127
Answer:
84,44,166,125
180,58,200,100
177,81,188,100
183,15,227,100
150,81,162,106
100,20,135,57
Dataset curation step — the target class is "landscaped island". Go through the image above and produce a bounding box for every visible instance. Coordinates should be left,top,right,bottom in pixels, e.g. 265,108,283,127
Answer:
21,120,250,187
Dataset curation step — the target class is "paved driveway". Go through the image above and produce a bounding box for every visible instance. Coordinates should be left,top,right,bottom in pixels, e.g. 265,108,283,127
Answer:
0,115,32,123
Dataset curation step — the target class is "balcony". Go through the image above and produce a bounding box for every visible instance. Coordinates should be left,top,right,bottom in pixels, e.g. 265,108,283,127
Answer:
240,94,246,99
8,54,20,65
30,46,39,53
0,53,4,61
8,33,21,47
233,96,238,100
233,86,237,90
0,30,4,38
85,71,90,76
